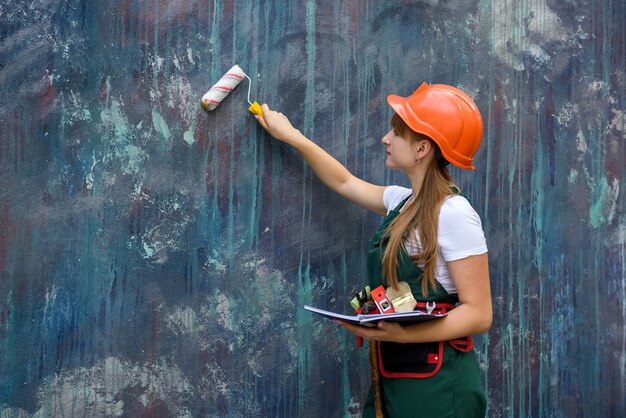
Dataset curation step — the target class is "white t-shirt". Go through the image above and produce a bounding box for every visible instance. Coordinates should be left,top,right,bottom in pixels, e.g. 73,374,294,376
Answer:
383,185,488,294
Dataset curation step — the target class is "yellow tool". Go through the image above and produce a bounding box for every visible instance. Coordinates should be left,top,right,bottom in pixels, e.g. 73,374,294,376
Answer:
385,281,417,313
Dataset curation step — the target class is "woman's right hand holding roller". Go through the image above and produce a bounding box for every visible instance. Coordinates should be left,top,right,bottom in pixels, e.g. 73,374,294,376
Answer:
255,104,301,143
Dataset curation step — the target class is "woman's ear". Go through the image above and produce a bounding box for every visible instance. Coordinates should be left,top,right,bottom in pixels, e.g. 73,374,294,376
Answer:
413,138,432,160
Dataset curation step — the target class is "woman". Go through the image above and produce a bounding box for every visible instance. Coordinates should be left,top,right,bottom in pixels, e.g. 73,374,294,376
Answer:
255,82,492,417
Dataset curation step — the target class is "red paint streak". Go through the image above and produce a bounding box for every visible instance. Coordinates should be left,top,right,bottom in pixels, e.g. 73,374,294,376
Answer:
151,304,157,364
38,76,57,124
146,1,155,48
13,112,19,171
204,134,215,194
222,0,234,19
197,349,208,417
195,110,209,151
99,77,107,102
348,1,360,40
128,185,146,236
124,0,132,48
180,0,188,28
19,116,25,164
0,120,5,166
118,0,131,49
0,206,7,270
210,86,234,92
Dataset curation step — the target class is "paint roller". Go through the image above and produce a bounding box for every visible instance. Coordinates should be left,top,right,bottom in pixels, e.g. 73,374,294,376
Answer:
201,65,264,117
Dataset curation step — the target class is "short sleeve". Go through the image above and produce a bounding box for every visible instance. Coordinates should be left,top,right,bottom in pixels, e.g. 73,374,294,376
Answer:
383,186,412,213
438,196,488,262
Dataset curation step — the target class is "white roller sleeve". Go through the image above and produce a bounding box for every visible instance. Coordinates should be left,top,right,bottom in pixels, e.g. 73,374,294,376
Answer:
201,65,246,110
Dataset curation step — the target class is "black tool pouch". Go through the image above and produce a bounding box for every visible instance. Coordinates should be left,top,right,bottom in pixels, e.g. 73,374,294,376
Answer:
376,302,473,379
377,341,444,378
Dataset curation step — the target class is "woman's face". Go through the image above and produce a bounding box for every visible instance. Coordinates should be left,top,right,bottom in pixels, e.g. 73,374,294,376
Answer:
381,129,418,170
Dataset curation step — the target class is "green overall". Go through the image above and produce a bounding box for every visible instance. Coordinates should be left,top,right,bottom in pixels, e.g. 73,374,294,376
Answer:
362,196,487,418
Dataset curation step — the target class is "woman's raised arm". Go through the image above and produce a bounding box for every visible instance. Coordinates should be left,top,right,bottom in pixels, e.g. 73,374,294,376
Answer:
256,103,387,215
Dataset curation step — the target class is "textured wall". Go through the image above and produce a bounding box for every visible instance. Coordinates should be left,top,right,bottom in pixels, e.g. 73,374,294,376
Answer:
1,0,624,417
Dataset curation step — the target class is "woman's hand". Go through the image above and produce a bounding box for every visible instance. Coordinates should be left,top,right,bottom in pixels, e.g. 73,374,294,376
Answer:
255,104,301,143
334,320,409,343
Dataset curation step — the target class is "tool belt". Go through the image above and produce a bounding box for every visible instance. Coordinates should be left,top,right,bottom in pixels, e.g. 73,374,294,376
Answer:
377,302,473,379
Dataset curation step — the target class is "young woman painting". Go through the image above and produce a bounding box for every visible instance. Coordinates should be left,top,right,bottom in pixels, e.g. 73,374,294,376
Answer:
256,82,492,418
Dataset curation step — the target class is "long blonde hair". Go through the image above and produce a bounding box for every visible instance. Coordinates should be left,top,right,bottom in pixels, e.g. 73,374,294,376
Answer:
382,114,457,296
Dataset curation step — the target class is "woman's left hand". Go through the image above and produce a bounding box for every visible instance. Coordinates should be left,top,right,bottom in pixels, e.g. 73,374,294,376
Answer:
334,320,408,343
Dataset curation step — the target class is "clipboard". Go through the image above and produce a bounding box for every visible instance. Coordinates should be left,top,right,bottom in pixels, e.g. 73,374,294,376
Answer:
304,305,447,325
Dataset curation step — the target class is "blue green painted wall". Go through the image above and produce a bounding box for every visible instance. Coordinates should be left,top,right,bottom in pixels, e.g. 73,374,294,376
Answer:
1,1,624,416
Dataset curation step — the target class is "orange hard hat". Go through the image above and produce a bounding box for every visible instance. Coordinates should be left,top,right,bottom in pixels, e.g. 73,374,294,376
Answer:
387,82,483,170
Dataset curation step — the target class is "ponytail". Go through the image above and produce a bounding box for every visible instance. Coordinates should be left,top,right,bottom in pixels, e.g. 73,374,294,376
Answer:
381,115,457,296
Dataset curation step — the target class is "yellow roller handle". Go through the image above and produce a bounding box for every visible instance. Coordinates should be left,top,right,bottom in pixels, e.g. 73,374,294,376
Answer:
248,101,264,117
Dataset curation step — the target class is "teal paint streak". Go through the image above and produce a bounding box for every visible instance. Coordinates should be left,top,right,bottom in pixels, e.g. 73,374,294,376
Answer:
183,130,194,145
151,109,171,140
247,2,262,252
303,0,317,139
206,0,223,270
621,222,626,414
532,85,547,418
339,250,352,414
295,3,318,410
589,175,618,228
